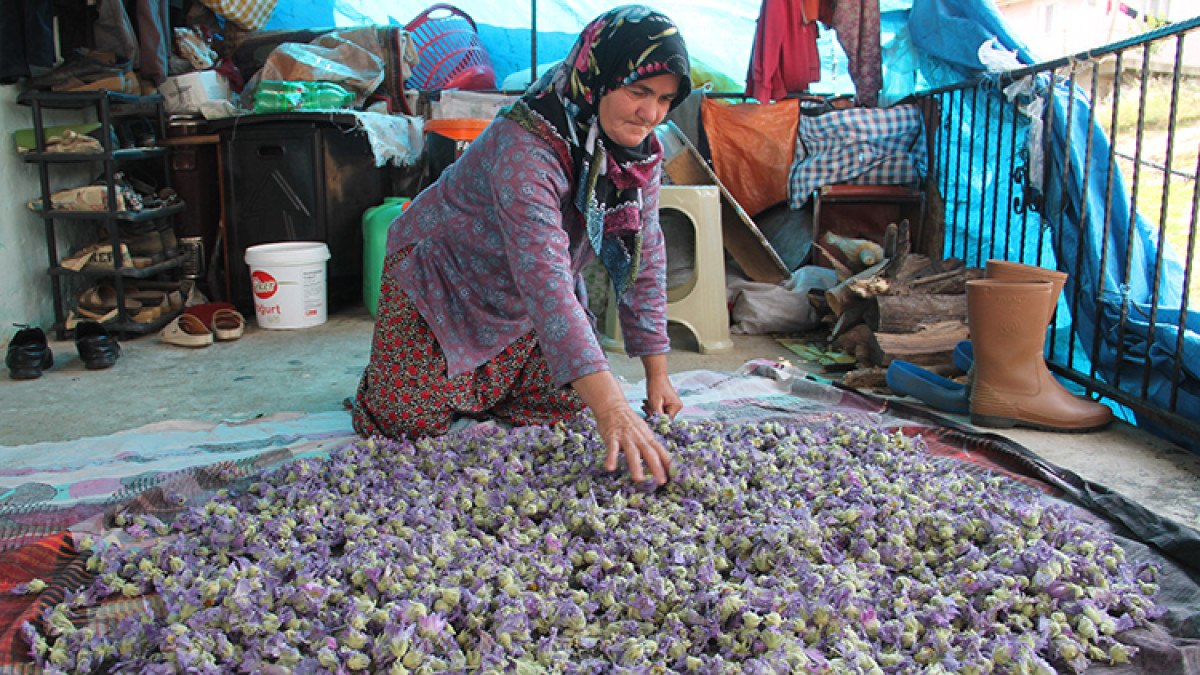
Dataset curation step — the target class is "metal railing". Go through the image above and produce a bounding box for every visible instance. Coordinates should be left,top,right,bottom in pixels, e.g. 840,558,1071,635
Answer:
918,16,1200,445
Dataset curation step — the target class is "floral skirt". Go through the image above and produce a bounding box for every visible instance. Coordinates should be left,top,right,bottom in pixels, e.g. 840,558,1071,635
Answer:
353,249,585,439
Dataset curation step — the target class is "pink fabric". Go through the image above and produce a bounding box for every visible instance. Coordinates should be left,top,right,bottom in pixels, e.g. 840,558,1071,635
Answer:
830,0,883,107
745,0,821,103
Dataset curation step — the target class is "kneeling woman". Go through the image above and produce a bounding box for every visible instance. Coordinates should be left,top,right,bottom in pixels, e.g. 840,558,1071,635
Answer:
354,6,690,486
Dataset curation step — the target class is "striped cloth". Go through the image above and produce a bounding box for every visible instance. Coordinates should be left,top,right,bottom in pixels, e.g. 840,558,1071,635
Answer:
788,103,928,208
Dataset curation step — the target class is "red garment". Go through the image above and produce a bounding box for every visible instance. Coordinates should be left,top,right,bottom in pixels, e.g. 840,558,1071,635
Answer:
745,0,821,103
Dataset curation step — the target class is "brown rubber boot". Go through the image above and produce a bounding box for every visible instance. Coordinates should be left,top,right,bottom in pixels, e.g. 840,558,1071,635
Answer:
985,259,1067,325
966,279,1113,432
969,260,1091,402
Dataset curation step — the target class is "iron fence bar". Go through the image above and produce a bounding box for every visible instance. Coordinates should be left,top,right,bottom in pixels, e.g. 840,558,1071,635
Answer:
988,94,1004,262
1175,152,1200,412
937,92,951,254
1018,85,1034,268
1091,48,1124,384
1113,44,1155,393
1004,95,1020,258
1066,61,1099,376
936,92,950,253
966,87,979,265
1140,32,1186,407
1037,68,1057,272
951,89,967,260
1050,64,1080,365
978,88,994,265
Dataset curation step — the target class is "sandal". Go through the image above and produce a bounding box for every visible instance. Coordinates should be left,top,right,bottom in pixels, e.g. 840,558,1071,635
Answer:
126,289,169,322
159,313,212,348
78,285,140,313
184,303,244,341
211,308,245,341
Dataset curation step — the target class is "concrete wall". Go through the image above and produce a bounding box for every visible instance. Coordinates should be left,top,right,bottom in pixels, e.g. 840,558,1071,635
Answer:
0,87,93,346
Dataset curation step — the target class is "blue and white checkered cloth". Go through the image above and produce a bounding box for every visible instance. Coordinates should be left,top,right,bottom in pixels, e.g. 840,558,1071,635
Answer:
788,104,928,208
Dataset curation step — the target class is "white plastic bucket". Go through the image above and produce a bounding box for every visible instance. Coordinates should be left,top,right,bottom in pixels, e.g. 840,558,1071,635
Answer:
244,242,331,329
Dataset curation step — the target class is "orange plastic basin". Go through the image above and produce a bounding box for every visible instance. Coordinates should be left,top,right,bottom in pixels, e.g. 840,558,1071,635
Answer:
424,117,490,142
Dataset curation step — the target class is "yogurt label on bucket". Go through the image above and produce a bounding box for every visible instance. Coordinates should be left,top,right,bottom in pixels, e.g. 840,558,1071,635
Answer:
252,270,279,299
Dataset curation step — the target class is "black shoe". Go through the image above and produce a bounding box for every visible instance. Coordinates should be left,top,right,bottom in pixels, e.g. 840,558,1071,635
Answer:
6,325,53,380
75,321,120,370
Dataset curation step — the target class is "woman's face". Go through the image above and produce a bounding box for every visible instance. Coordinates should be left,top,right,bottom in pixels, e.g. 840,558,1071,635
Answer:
597,72,682,148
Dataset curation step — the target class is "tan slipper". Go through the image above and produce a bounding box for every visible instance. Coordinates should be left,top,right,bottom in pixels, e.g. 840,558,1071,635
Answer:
160,313,212,348
84,243,134,270
211,308,245,341
78,286,141,319
75,305,118,323
60,243,99,271
127,290,169,320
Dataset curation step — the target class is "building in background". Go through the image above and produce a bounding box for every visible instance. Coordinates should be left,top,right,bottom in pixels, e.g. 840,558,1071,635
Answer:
997,0,1197,70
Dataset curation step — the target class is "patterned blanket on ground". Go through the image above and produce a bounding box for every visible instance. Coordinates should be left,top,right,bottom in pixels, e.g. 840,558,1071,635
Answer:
0,363,1196,672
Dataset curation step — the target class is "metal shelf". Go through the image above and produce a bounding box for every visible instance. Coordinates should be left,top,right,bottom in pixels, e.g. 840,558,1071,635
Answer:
49,252,185,279
53,306,182,339
21,147,167,163
34,201,186,223
17,89,164,110
22,87,182,340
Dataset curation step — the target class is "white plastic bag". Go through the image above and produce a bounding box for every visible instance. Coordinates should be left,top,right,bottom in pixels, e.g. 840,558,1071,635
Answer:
726,266,838,335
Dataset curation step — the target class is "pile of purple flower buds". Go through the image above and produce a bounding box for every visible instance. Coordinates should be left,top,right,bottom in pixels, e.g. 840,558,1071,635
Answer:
24,415,1159,672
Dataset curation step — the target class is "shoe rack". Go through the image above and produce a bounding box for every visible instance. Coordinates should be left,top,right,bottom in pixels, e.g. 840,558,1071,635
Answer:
18,88,188,340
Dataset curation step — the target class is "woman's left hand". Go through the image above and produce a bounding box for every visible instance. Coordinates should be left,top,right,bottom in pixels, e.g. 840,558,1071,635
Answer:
643,374,683,419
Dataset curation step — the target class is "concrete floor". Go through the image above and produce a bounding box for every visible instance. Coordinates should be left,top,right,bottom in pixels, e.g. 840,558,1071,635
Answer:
3,305,1198,531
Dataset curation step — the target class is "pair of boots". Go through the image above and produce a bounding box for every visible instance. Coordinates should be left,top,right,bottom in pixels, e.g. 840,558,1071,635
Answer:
966,260,1112,432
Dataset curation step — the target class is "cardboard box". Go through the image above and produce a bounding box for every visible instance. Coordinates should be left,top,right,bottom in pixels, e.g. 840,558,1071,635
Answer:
659,124,790,284
159,71,232,115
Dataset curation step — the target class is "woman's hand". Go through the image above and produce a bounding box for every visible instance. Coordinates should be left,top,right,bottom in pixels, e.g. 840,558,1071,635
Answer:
643,373,683,419
571,370,672,485
593,404,672,485
640,354,682,419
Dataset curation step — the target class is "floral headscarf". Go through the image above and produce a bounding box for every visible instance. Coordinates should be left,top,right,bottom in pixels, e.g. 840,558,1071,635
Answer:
501,5,691,298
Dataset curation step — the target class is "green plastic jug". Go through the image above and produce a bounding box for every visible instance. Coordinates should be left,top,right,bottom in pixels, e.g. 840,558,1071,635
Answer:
362,197,410,316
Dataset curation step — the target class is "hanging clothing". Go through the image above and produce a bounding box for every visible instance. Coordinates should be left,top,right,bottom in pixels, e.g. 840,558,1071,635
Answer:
134,0,171,87
830,0,883,107
745,0,822,103
0,0,56,84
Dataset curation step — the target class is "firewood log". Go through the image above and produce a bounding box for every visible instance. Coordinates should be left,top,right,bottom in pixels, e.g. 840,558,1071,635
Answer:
824,259,890,316
868,320,969,366
866,294,968,333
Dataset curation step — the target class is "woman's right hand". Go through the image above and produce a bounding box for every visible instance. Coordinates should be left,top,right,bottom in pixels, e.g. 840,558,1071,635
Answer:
571,370,671,486
593,403,672,485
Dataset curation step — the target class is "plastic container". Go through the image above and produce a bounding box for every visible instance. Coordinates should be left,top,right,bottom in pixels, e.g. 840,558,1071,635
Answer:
404,4,496,90
244,242,332,329
362,197,410,315
425,118,490,183
254,80,355,113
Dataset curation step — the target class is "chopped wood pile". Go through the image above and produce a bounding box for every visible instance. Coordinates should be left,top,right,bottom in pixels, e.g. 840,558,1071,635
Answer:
807,220,982,388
